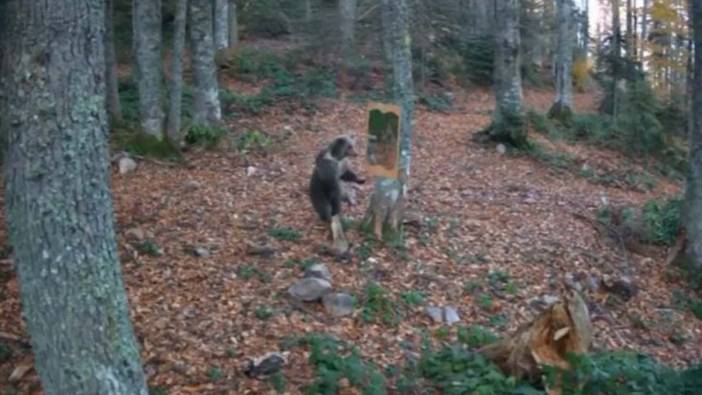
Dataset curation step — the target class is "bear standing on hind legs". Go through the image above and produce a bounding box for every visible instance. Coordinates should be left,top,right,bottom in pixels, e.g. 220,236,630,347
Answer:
309,135,365,254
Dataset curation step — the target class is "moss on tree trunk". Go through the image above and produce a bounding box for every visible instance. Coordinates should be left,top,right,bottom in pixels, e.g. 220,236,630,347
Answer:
0,2,148,393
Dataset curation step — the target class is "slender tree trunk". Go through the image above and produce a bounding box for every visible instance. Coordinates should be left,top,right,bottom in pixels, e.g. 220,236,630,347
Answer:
640,0,649,63
367,0,414,240
550,0,575,120
381,0,394,97
214,0,229,50
105,0,123,124
626,0,636,60
228,0,239,48
685,0,702,271
305,0,313,23
484,0,526,146
612,0,622,117
339,0,358,59
189,0,222,126
582,0,590,61
0,2,148,394
167,0,188,146
133,0,165,138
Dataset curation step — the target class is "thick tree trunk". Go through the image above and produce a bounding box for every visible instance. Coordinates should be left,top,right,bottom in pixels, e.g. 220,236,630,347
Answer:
167,0,188,146
685,0,702,271
339,0,358,59
549,0,575,121
189,0,222,126
214,0,229,50
228,0,239,49
366,0,414,241
133,0,165,138
0,2,148,394
105,0,123,124
483,0,526,146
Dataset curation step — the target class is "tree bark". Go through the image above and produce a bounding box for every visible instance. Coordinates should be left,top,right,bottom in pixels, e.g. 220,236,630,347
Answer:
214,0,229,50
228,0,239,49
612,0,622,117
339,0,358,59
189,0,223,126
133,0,165,138
105,0,123,124
549,0,575,120
0,2,148,394
685,0,702,271
367,0,414,241
484,0,526,146
167,0,188,146
640,0,649,63
305,0,313,23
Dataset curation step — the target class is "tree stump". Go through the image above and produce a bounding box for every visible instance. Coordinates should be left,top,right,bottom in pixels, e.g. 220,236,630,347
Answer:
479,290,592,394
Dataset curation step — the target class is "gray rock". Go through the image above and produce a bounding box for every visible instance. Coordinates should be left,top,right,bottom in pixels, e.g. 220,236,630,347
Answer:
125,227,145,241
244,352,287,378
425,306,443,323
322,293,354,317
288,278,332,302
193,246,211,258
183,180,202,191
496,144,507,155
304,263,332,282
443,306,460,325
118,157,137,175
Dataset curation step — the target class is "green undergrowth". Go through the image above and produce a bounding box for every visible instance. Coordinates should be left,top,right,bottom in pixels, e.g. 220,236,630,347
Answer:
526,102,687,180
224,48,337,115
284,332,702,394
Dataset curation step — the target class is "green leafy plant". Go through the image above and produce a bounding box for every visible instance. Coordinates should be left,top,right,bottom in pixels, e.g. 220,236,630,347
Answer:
207,365,223,382
457,326,499,348
268,227,302,242
303,334,387,395
255,305,275,321
361,283,401,326
400,291,426,306
185,124,227,148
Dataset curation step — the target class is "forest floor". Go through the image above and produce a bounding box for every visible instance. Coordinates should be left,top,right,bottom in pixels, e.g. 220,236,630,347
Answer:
0,57,701,395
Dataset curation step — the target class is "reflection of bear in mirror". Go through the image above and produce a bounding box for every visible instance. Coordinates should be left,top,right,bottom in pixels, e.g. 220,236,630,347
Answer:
367,108,399,176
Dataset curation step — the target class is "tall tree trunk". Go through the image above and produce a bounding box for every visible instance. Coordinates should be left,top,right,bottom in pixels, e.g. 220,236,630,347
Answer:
305,0,313,23
685,0,702,271
133,0,165,138
0,2,148,394
339,0,358,59
189,0,222,126
550,0,575,120
626,0,636,60
640,0,649,63
105,0,123,124
381,0,394,97
367,0,415,241
483,0,526,147
214,0,229,50
167,0,188,146
228,0,239,48
581,0,590,61
612,0,622,117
